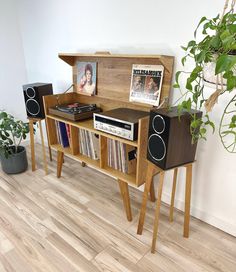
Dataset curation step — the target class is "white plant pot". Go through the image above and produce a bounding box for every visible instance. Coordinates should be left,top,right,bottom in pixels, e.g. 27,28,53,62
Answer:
203,53,236,89
203,55,226,89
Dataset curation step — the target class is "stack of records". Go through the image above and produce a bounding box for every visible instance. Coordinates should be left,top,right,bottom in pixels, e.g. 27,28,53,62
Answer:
79,129,99,160
55,121,71,148
107,139,136,174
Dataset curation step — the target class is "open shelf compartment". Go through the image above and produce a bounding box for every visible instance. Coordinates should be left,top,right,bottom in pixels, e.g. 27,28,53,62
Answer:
44,92,150,187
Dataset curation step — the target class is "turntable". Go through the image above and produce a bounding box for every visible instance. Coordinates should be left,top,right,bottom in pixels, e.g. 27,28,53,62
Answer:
49,102,101,121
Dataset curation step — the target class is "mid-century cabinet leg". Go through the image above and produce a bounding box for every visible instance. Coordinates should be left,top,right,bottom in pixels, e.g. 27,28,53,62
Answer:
169,168,178,222
137,162,155,235
39,120,48,175
29,119,36,171
118,179,132,221
57,151,64,178
151,171,165,253
183,163,192,238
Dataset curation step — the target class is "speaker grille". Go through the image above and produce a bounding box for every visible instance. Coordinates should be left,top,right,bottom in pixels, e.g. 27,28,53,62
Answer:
26,87,36,98
152,114,165,134
26,99,40,116
148,134,166,161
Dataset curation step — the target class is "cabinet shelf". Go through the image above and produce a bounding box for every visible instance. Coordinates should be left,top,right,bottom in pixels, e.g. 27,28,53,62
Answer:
47,114,138,147
45,96,149,187
44,93,150,187
50,144,136,185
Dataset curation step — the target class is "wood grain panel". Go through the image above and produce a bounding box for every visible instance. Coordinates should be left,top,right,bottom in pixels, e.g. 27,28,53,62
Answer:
136,116,149,186
68,54,174,105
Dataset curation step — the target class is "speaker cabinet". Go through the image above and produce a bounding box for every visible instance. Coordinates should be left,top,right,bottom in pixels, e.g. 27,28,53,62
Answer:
147,107,202,170
23,83,53,118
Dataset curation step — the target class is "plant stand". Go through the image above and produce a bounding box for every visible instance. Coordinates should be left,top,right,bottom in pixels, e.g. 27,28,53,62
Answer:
137,160,194,253
28,117,52,175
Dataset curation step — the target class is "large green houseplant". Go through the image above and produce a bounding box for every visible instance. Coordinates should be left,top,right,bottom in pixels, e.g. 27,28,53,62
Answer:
0,111,30,174
174,1,236,153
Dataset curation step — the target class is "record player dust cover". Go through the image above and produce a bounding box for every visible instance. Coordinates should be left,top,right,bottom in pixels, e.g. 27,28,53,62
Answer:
77,62,97,96
129,64,164,106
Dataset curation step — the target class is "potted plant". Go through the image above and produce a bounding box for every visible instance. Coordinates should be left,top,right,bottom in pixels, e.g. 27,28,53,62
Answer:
0,111,30,174
174,1,236,153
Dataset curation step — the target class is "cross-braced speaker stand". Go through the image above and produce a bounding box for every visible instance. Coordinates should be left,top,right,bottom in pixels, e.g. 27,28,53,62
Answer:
28,117,52,175
137,160,194,253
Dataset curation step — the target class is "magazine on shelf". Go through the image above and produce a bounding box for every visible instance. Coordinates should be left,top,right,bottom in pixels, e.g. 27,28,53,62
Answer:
129,64,164,106
77,61,97,96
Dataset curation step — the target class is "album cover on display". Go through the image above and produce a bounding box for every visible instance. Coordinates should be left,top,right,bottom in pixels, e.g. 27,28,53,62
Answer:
129,64,164,106
77,61,97,95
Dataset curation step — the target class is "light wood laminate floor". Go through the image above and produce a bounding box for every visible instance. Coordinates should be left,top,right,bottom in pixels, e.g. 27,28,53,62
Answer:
0,144,235,272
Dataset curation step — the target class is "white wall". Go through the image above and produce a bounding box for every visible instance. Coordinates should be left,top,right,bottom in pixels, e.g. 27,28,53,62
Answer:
16,0,236,235
0,0,27,121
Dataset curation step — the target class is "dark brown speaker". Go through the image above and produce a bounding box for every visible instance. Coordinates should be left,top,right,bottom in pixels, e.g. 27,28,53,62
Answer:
147,107,202,170
23,83,53,118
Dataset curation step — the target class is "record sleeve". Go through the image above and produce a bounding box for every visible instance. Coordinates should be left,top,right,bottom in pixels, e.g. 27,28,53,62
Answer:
77,62,97,96
129,64,164,106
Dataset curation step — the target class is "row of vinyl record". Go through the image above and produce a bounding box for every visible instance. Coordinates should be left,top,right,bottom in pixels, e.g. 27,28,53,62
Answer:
55,121,137,174
107,138,137,174
79,129,99,160
55,121,100,160
55,121,71,148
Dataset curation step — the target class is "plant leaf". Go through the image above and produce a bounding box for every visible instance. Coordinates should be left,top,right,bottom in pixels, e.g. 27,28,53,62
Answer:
205,120,215,133
186,78,193,90
228,24,236,34
215,55,236,74
226,76,236,90
187,40,196,47
173,83,180,88
175,71,182,84
210,35,221,49
194,16,207,38
181,56,187,66
0,112,7,119
196,51,206,63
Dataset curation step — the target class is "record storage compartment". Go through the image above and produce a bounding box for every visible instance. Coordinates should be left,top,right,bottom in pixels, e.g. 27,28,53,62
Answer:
44,93,149,186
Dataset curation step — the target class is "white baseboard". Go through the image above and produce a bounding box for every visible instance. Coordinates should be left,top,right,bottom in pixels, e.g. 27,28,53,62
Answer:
161,192,236,237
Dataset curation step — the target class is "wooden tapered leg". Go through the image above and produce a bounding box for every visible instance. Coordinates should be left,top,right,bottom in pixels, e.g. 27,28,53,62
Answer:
39,120,48,175
118,179,132,221
137,162,155,235
149,180,156,202
48,146,52,161
183,163,192,238
57,151,64,178
29,119,36,171
169,168,178,222
151,171,165,253
45,119,52,161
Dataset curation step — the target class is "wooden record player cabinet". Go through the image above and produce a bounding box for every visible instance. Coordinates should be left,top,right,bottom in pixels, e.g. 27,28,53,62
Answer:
43,52,174,221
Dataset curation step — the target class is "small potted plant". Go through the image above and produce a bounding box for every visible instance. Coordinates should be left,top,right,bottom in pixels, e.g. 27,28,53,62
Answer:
174,1,236,153
0,111,30,174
